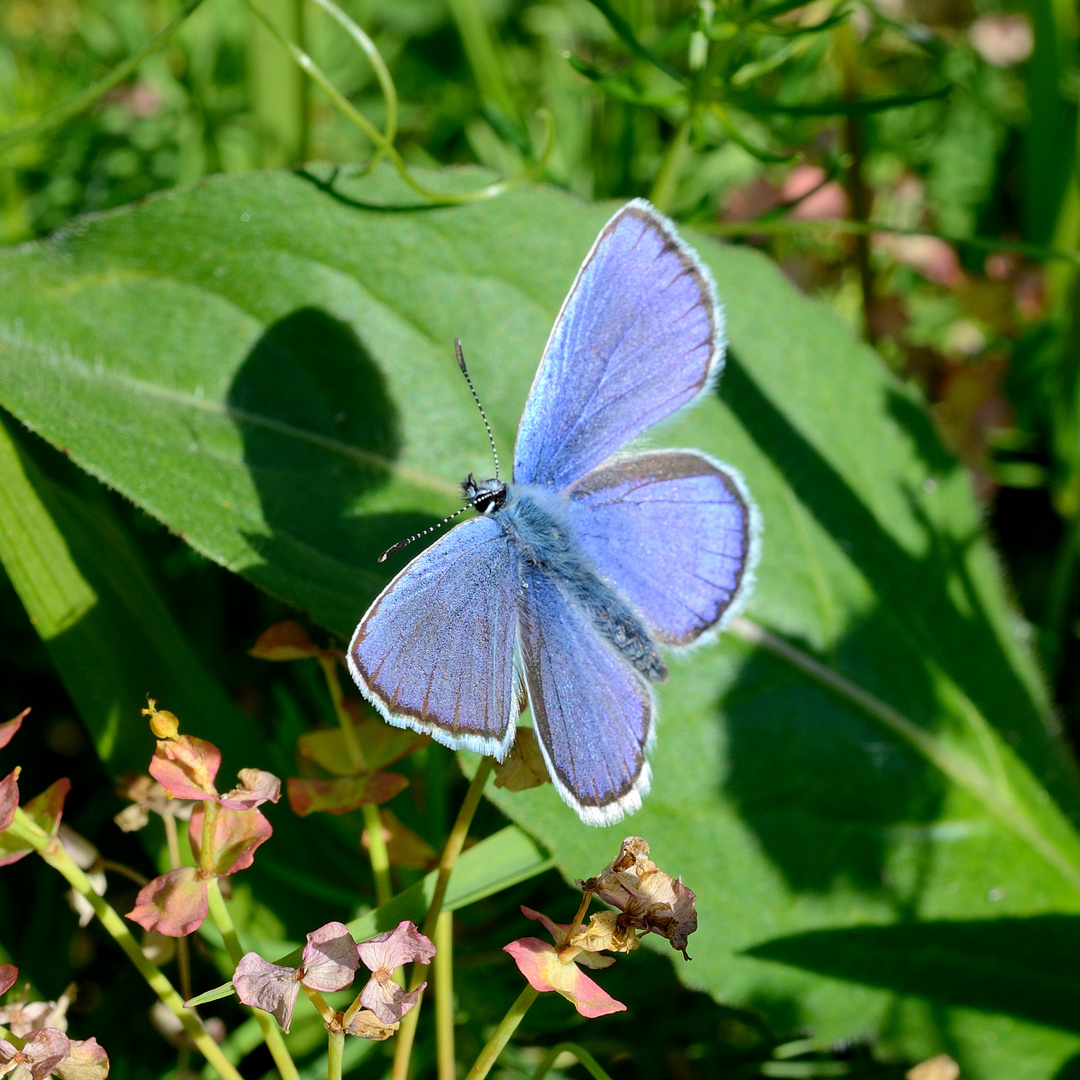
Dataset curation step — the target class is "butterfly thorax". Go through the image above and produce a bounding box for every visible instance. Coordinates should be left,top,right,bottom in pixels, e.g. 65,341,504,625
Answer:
491,480,668,684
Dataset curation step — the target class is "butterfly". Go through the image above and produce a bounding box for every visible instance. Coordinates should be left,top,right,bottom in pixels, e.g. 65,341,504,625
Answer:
347,199,760,826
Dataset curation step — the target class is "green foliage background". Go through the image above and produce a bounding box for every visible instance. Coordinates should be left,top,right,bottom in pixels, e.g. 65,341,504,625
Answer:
1,1,1079,1079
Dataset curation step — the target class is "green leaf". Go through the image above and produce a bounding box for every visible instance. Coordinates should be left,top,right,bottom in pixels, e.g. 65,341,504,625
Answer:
1,167,1079,1075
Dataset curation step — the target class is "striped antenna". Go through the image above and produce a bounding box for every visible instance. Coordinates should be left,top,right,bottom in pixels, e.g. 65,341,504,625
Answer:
377,502,473,562
455,339,500,479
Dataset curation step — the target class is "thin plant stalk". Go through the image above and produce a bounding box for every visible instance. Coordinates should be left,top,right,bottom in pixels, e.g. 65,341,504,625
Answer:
327,1029,345,1080
161,812,193,1001
307,0,398,155
243,0,554,204
207,879,302,1080
361,801,394,906
6,808,243,1080
391,756,495,1080
836,24,875,342
434,911,455,1080
318,655,393,903
530,1043,615,1080
461,985,539,1080
0,0,209,157
649,115,693,213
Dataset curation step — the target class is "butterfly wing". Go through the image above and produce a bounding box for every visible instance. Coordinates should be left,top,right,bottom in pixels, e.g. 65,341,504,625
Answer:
517,564,653,825
348,516,522,759
514,200,723,490
566,450,760,647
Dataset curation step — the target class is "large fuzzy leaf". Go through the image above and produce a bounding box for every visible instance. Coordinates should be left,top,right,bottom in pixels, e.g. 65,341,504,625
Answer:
1,166,1079,1077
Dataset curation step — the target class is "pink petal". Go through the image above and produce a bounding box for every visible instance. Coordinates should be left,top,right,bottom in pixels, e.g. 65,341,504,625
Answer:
233,952,302,1033
0,964,16,996
0,770,19,835
0,1028,72,1080
189,805,272,876
0,708,29,750
126,868,208,937
503,939,625,1018
357,922,435,975
300,922,359,992
359,976,426,1025
520,906,569,945
54,1038,109,1080
149,736,221,801
219,769,282,810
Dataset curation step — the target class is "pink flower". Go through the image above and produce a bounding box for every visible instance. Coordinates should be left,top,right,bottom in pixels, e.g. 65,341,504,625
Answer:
357,922,435,1025
126,805,272,937
503,907,625,1019
233,922,360,1033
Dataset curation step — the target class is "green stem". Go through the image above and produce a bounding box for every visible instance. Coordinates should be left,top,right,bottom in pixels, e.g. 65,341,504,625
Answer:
0,0,209,157
649,115,693,213
729,616,1080,895
319,655,366,772
296,0,310,163
391,757,496,1080
434,912,455,1080
307,0,398,153
462,986,539,1080
447,0,519,120
162,813,193,1001
361,801,393,906
206,879,301,1080
243,0,554,204
327,1029,344,1080
10,810,242,1080
530,1043,615,1080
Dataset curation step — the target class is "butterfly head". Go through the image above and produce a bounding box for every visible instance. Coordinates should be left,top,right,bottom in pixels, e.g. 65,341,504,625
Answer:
462,474,507,516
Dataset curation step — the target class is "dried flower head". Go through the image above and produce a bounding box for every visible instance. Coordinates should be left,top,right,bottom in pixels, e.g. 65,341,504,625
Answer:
579,836,698,959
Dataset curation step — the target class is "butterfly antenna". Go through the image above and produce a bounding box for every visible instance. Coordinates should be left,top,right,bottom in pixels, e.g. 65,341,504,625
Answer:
455,338,500,479
377,503,472,562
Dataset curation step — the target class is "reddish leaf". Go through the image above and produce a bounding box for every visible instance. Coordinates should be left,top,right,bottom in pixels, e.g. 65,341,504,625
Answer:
297,715,427,777
362,809,438,870
287,773,408,817
0,964,16,995
0,778,69,867
189,805,273,875
149,736,221,801
126,867,208,936
250,621,320,661
0,770,19,834
0,708,29,751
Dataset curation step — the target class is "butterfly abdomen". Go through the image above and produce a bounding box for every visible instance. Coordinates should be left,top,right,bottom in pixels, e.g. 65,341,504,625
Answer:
499,483,668,684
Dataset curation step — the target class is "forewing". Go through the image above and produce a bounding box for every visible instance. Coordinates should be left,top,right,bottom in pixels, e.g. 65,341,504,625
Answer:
518,566,652,826
348,516,521,759
566,450,759,646
514,200,723,489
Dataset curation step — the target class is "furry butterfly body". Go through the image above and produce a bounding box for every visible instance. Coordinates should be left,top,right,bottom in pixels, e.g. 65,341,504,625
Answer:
348,200,760,825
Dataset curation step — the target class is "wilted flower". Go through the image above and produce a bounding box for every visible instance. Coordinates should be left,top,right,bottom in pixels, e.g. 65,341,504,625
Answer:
0,1029,71,1080
357,922,435,1025
579,836,698,959
969,13,1033,66
113,775,190,834
0,1029,103,1080
503,907,625,1018
143,700,280,810
0,984,73,1038
233,922,360,1034
126,804,272,937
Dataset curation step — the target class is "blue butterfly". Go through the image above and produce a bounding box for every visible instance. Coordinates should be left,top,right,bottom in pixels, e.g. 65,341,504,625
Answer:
348,200,760,826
